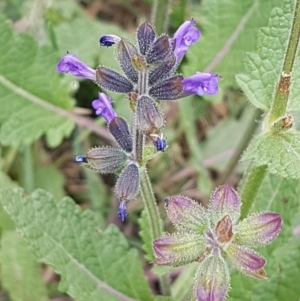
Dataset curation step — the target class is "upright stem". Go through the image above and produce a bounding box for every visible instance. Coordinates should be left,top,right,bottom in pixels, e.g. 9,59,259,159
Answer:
139,167,170,295
267,0,300,125
240,0,300,216
151,0,171,34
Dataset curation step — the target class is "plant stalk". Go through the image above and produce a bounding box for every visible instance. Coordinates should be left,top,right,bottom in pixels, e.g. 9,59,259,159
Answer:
151,0,171,34
267,0,300,125
239,0,300,216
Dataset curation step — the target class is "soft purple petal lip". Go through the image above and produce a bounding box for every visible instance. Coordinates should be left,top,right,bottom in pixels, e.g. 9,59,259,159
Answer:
182,72,220,96
172,19,201,60
236,212,282,247
56,53,96,80
92,92,117,123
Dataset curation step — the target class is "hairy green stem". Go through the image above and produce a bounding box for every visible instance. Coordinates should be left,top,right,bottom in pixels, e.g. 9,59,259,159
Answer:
240,0,300,216
216,108,262,186
139,167,170,295
239,165,267,219
151,0,171,34
268,0,300,125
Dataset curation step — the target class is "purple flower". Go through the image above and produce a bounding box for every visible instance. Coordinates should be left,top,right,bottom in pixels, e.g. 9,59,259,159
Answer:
182,72,219,96
57,53,96,81
100,34,121,47
153,185,282,301
172,19,201,60
92,93,116,123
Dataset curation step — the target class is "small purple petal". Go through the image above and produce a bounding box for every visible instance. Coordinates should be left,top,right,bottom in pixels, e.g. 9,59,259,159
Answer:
92,93,117,123
153,233,205,267
194,255,229,301
118,200,128,222
182,72,219,96
226,243,266,273
164,195,207,232
172,19,201,60
208,184,241,225
100,34,121,47
235,212,282,247
56,53,96,80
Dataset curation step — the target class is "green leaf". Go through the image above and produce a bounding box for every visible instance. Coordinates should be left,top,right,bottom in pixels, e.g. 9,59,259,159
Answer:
183,0,283,88
0,15,74,147
242,129,300,179
229,174,300,301
0,231,48,301
236,0,299,111
0,188,155,301
138,209,155,261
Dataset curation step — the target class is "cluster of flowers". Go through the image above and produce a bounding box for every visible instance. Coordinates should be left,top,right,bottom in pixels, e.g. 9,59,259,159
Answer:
153,185,281,300
56,20,282,301
57,19,219,220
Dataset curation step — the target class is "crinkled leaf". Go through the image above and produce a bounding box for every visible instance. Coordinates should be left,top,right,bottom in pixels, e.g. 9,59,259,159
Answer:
0,188,155,301
236,0,300,111
0,231,48,301
0,15,74,147
183,0,283,88
242,130,300,179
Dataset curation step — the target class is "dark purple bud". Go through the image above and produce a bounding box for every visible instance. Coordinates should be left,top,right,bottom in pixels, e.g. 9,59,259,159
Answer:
108,117,133,153
136,96,164,133
137,22,156,55
116,39,138,83
149,75,183,100
118,200,128,222
148,54,177,86
86,147,127,174
92,93,116,123
57,53,96,80
182,72,219,96
96,67,133,93
99,34,121,47
150,134,168,152
75,155,87,163
172,19,201,60
115,164,140,200
146,35,173,64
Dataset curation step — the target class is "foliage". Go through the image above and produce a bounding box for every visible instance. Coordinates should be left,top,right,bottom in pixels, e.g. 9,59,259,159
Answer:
0,0,299,300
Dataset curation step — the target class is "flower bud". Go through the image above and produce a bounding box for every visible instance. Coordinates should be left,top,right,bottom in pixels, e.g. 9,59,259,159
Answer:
149,75,183,100
99,34,121,47
86,147,127,174
153,233,205,266
137,22,156,55
108,117,133,153
75,155,87,163
146,35,173,64
148,54,177,86
136,96,164,133
194,255,229,301
96,67,133,93
116,39,138,83
115,163,140,200
164,195,207,232
209,184,241,224
235,212,282,247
